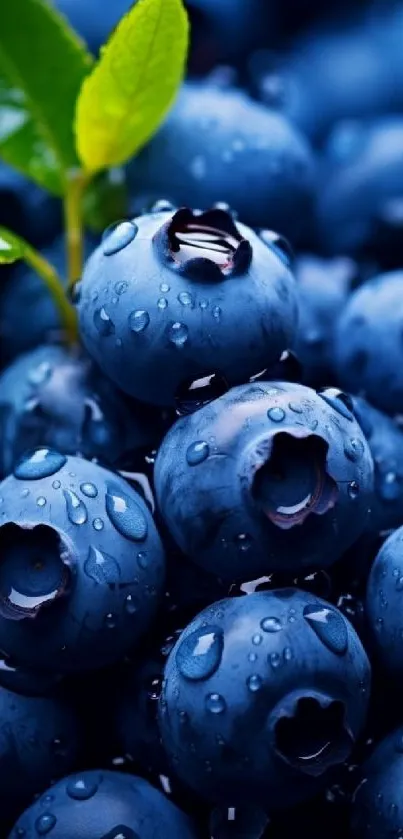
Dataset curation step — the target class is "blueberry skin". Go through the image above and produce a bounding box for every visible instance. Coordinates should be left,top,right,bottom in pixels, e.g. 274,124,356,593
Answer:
127,83,316,240
317,118,403,263
9,770,197,839
293,255,355,386
155,381,374,580
0,162,61,247
158,589,371,809
0,344,160,477
77,210,298,407
334,271,403,416
0,235,96,362
365,527,403,678
0,685,79,823
351,396,403,536
0,450,165,672
350,726,403,838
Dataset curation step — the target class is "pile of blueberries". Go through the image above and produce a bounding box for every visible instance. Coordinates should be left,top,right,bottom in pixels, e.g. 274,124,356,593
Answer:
2,0,403,837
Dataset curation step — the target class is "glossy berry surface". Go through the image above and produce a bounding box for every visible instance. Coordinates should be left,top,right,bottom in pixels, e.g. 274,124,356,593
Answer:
155,381,374,580
366,527,403,678
9,770,197,839
158,589,371,809
0,344,159,476
77,208,298,406
350,726,403,839
0,685,79,823
0,449,165,671
128,82,316,239
334,271,403,416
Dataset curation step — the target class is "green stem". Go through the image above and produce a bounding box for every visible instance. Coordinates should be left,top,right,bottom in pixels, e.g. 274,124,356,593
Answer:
64,169,90,290
24,246,78,346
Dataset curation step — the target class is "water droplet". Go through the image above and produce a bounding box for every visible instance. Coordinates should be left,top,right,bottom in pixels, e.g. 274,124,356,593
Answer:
344,438,365,462
36,496,46,507
289,402,303,414
303,604,348,655
125,594,138,614
35,813,57,835
199,299,208,310
129,310,150,333
80,483,98,498
137,551,148,569
248,652,257,662
93,518,104,531
320,389,354,421
186,441,210,466
14,449,67,480
52,480,61,489
380,472,401,502
84,546,121,585
115,280,128,295
157,297,168,310
348,481,360,500
167,322,188,347
205,692,226,713
103,221,138,256
21,489,29,497
160,282,170,293
269,652,281,668
267,407,285,422
247,674,262,692
283,646,293,661
261,616,282,633
178,291,194,307
63,490,88,525
105,612,116,629
66,775,99,800
252,633,263,646
106,482,148,541
28,362,52,386
235,533,251,551
94,307,115,336
152,199,175,213
212,306,221,320
176,626,223,681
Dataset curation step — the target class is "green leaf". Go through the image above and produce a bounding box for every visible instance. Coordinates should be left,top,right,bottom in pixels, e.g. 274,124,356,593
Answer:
0,226,27,263
75,0,189,174
0,0,93,194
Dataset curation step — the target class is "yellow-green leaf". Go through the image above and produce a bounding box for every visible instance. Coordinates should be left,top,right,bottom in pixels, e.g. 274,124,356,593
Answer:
0,226,27,263
75,0,189,174
0,0,93,195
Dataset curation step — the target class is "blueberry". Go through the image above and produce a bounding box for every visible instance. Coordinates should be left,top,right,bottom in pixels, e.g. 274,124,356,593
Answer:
0,449,165,671
317,118,403,264
9,770,197,839
334,271,403,416
0,235,97,362
365,526,403,678
158,589,370,809
0,344,162,477
351,396,403,536
293,254,355,386
0,161,61,247
350,726,403,839
0,685,79,823
154,381,374,580
127,82,316,240
77,208,298,406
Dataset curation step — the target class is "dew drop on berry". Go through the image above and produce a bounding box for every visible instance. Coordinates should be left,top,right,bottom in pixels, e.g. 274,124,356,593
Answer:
14,448,67,480
34,813,57,835
261,616,282,633
105,483,148,541
66,775,99,800
247,674,262,692
186,441,210,465
303,604,348,655
84,546,120,585
94,307,115,336
129,310,150,333
63,490,88,525
102,220,138,256
167,322,189,346
348,481,360,499
344,438,365,462
80,482,98,498
28,361,52,386
205,692,226,714
176,626,223,681
267,407,285,422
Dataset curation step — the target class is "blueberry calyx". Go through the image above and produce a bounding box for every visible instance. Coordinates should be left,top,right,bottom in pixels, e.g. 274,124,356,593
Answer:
271,691,353,777
248,431,338,530
154,207,252,279
0,523,74,621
